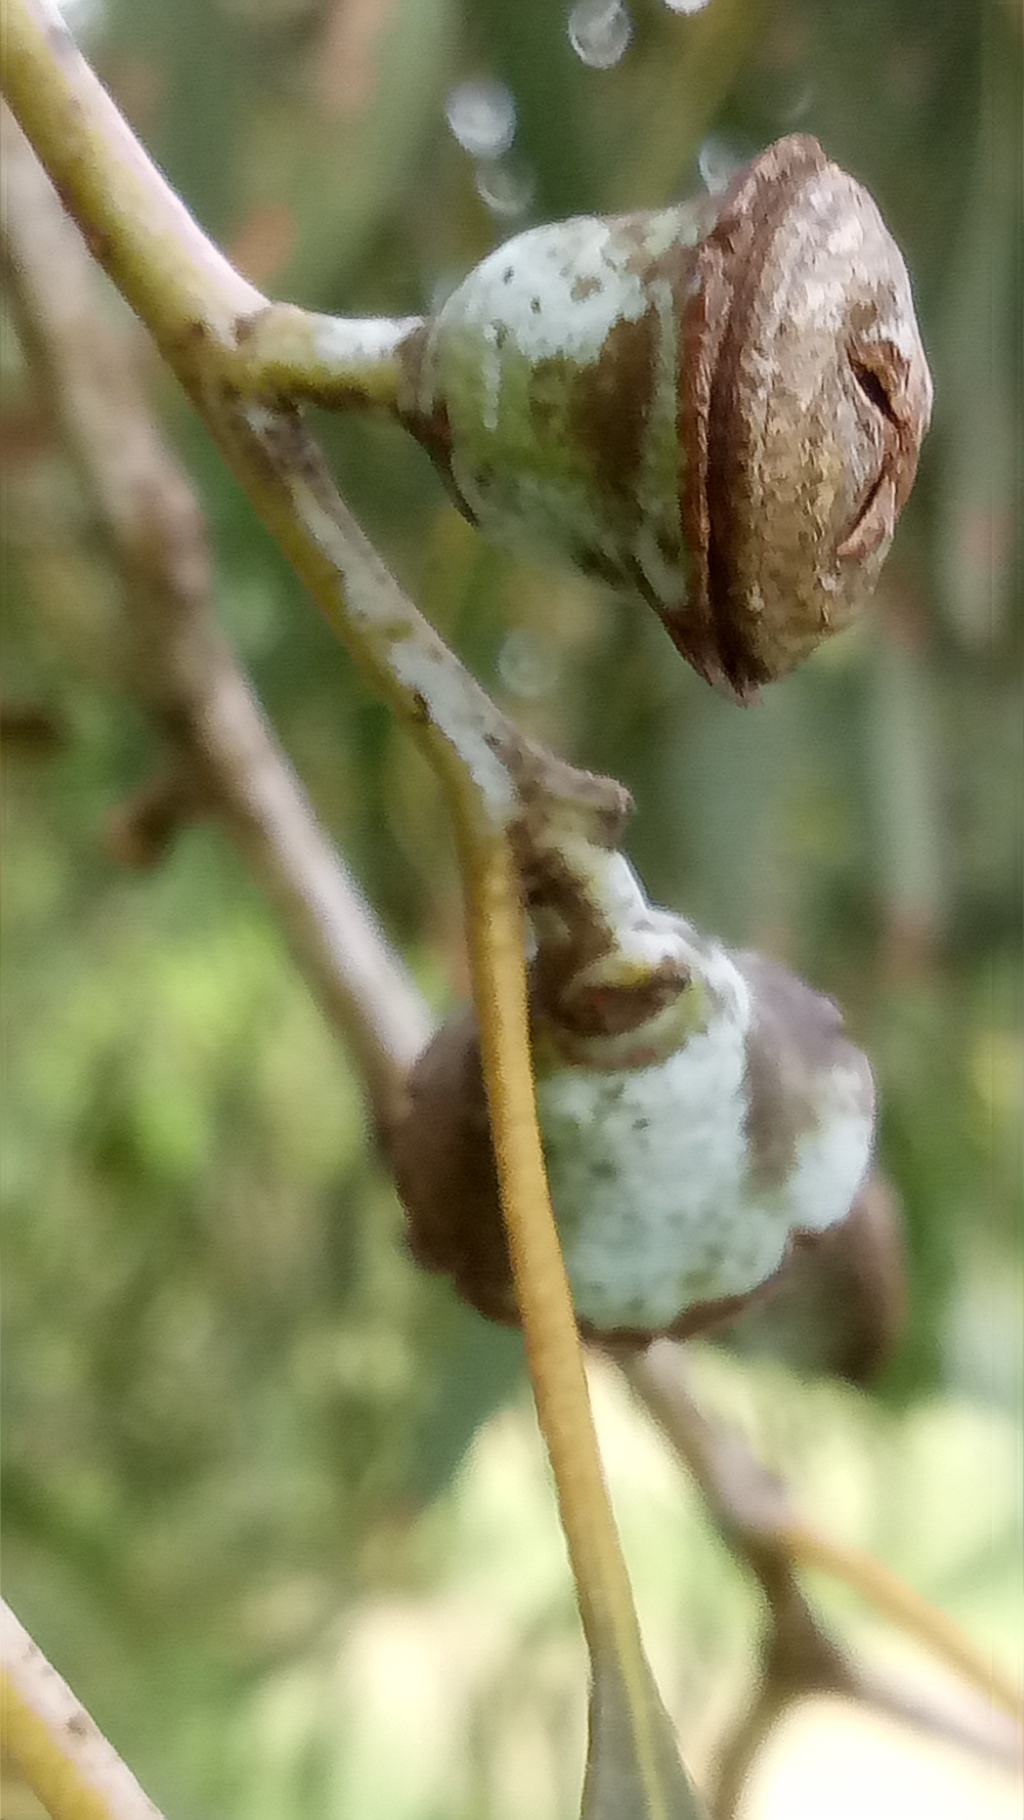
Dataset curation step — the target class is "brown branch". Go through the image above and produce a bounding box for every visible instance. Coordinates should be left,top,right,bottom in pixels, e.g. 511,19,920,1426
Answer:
1,106,431,1132
619,1343,1023,1815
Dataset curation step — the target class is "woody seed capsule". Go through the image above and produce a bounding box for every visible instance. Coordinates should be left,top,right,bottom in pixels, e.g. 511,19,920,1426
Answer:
398,135,932,696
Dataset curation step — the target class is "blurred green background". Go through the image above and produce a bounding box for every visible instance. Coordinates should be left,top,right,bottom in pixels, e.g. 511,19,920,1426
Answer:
1,1,1021,1815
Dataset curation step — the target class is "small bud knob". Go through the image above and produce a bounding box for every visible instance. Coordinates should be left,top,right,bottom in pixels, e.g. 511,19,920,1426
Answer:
398,135,931,697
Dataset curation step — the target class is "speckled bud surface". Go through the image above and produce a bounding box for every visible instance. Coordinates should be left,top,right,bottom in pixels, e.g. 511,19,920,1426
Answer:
398,135,931,697
392,897,875,1341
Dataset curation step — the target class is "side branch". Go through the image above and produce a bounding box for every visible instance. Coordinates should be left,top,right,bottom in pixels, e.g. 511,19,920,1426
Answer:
622,1343,1024,1815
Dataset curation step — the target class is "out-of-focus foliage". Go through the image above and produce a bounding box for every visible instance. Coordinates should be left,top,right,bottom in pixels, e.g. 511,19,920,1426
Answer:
1,1,1021,1815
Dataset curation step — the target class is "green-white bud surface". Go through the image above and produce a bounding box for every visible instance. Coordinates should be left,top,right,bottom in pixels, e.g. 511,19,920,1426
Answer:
393,860,874,1341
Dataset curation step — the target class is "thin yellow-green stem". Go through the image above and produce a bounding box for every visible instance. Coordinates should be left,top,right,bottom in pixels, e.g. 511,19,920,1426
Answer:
458,829,674,1813
1,1603,163,1820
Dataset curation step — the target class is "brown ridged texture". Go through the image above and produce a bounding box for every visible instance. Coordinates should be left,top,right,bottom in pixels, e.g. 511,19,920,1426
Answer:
674,135,933,694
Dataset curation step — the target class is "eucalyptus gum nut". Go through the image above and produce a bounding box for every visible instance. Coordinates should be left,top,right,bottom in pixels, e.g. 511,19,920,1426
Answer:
398,135,932,697
391,933,875,1341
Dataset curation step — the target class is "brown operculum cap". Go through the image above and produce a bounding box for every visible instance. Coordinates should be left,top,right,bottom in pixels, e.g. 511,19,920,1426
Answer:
671,133,932,698
388,998,856,1346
